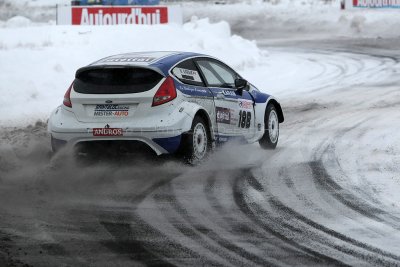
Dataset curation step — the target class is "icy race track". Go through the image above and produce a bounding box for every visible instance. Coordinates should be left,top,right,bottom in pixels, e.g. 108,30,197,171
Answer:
1,39,400,266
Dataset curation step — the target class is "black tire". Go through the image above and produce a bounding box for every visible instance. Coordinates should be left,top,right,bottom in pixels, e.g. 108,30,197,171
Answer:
178,116,211,164
259,104,279,149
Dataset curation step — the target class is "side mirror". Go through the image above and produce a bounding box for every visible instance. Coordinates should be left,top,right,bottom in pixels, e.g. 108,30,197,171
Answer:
235,78,248,95
235,78,248,90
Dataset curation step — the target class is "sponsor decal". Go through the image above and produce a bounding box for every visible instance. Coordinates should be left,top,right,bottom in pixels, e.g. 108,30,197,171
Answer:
102,57,156,63
173,68,202,83
238,100,253,110
178,85,209,96
216,107,231,124
222,90,236,96
72,7,168,25
93,128,123,136
94,104,130,117
352,0,400,7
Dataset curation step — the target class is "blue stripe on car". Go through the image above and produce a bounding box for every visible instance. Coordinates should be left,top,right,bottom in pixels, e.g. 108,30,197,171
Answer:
215,135,247,144
150,52,203,76
210,88,254,101
251,90,270,103
51,136,67,152
175,81,213,97
153,135,182,153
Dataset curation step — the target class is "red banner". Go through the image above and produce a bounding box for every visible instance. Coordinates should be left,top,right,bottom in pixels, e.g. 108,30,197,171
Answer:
71,6,168,25
351,0,400,8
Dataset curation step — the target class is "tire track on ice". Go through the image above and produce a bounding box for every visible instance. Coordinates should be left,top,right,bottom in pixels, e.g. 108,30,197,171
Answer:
232,170,349,266
203,174,327,266
266,168,400,264
154,178,277,266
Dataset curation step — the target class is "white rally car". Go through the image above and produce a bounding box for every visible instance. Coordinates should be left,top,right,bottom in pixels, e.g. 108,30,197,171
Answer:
48,51,284,163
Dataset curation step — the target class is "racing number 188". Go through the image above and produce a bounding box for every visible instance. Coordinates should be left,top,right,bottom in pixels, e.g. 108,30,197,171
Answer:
238,110,251,128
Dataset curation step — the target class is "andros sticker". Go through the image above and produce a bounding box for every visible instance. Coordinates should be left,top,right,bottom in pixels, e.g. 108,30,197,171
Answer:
93,128,123,136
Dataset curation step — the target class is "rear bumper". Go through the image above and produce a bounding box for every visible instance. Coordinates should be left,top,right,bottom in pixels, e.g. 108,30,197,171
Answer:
51,133,181,155
51,134,181,155
48,106,192,155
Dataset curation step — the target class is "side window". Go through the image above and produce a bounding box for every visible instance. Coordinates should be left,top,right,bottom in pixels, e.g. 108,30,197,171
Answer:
209,62,236,85
196,59,237,88
196,61,221,86
172,59,205,87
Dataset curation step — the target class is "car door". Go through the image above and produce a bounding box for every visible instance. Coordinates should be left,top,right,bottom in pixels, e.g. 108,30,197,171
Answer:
170,58,216,134
195,58,256,141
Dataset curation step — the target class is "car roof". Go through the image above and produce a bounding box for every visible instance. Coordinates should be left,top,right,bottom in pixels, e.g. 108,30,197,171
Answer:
91,51,205,67
86,51,223,76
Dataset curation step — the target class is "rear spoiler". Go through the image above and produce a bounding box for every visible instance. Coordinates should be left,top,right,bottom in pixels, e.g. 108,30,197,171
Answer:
75,65,165,78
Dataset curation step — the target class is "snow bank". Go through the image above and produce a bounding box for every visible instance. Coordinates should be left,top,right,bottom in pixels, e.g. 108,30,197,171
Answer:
182,0,400,39
3,0,400,39
0,18,263,126
5,16,32,28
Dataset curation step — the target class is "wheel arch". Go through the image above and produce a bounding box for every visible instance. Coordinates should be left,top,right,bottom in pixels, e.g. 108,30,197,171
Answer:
194,109,214,141
266,98,284,123
177,106,214,164
178,101,215,142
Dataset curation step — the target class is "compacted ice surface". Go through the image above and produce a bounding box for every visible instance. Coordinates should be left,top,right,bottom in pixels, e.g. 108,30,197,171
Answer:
1,1,400,266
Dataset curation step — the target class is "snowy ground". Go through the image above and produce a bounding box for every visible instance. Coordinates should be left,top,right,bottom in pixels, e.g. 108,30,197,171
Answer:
1,0,400,266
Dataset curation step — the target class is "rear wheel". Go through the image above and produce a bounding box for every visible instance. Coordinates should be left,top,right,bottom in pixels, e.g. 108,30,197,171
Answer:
259,104,279,149
178,116,210,164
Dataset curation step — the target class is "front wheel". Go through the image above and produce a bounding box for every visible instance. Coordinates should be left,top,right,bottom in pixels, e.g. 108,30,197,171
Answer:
259,104,279,149
178,116,210,164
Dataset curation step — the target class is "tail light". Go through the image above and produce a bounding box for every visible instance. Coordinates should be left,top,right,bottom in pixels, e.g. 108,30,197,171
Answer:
63,83,73,108
152,76,177,107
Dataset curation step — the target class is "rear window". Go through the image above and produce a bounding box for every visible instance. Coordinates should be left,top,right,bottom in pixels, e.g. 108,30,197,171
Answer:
172,59,205,87
74,67,163,94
